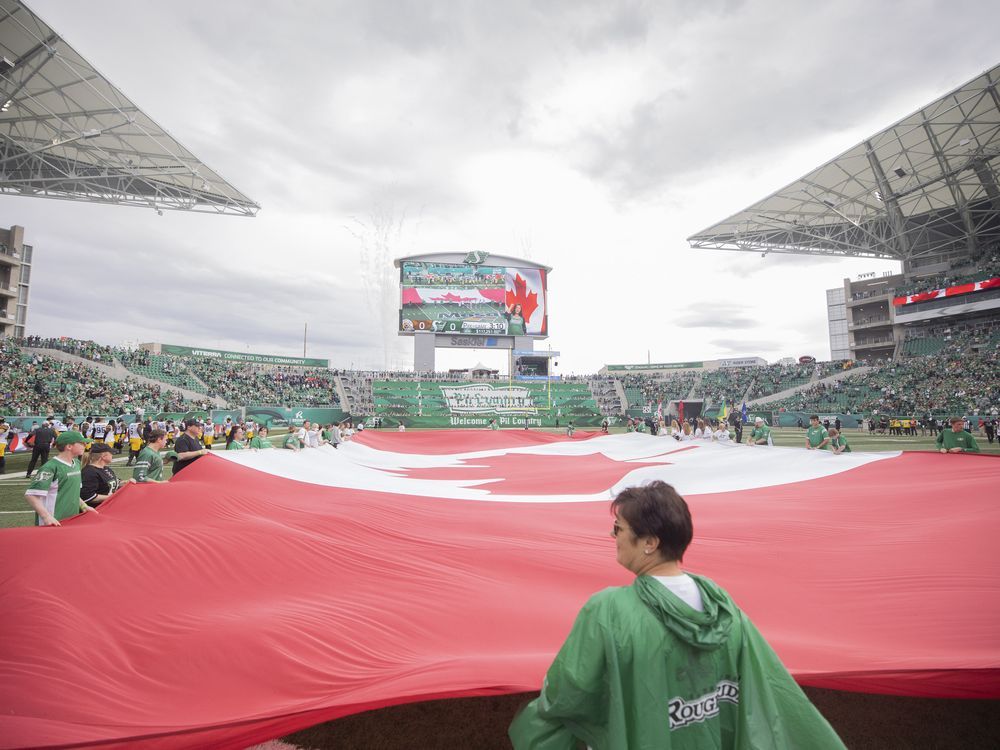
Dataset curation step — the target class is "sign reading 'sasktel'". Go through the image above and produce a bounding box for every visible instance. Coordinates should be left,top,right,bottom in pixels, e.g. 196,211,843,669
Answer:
161,344,328,368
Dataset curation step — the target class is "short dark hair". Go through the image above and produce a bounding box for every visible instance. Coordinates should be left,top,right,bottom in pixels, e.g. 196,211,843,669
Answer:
810,414,820,421
611,481,693,562
148,429,166,442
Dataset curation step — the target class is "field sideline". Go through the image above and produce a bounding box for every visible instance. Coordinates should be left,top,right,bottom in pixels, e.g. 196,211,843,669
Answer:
1,426,996,528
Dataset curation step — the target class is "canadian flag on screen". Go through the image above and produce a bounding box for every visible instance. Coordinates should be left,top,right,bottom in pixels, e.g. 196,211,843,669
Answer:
0,431,997,749
505,268,547,334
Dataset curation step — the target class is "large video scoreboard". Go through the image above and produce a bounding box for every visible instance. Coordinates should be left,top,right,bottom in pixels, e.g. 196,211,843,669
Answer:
399,260,548,337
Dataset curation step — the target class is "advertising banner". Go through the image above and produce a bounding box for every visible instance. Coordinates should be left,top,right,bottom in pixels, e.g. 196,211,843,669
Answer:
606,362,703,371
161,344,329,368
892,277,1000,306
400,261,548,337
245,407,351,428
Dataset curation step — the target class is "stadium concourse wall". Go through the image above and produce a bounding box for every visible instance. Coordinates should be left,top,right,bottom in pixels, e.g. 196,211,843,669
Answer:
370,379,605,428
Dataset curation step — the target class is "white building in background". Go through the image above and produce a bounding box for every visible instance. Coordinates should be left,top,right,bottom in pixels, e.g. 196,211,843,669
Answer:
0,225,31,339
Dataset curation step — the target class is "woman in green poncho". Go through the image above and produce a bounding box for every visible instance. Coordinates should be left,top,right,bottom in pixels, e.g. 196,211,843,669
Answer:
506,303,526,336
225,425,246,450
509,481,845,750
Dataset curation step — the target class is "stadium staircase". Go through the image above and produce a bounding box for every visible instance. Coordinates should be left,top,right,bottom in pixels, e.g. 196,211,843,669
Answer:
22,347,229,407
612,379,628,413
747,366,873,407
333,376,352,413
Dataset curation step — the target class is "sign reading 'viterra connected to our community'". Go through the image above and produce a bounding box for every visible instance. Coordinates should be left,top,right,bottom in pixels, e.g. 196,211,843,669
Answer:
160,344,328,368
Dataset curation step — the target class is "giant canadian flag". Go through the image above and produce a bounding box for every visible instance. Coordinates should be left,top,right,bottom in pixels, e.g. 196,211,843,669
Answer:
0,431,997,749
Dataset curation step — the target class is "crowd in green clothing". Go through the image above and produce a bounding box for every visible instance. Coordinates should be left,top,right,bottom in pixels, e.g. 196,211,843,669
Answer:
765,338,998,418
1,340,201,416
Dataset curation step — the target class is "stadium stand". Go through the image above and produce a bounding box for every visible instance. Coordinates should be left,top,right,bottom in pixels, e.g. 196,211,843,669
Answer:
184,358,339,407
765,333,998,417
2,339,201,415
118,350,210,394
371,379,601,423
5,333,995,424
743,363,819,400
619,372,699,416
894,248,1000,299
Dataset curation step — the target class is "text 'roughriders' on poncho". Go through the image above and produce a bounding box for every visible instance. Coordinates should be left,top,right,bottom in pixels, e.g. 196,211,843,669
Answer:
510,574,846,749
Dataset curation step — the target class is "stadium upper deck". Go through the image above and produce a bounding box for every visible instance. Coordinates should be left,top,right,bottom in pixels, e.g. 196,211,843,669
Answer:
688,63,1000,272
0,1,258,215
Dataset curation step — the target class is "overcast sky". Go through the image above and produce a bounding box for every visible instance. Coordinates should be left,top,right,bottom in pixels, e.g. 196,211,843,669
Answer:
7,0,999,374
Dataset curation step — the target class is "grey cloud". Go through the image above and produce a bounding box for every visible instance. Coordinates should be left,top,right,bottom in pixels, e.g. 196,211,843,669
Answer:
727,252,845,278
573,1,1000,199
709,338,782,354
675,307,756,329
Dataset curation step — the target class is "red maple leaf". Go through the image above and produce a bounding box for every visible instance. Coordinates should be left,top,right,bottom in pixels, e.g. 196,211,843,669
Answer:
387,448,696,495
504,274,539,324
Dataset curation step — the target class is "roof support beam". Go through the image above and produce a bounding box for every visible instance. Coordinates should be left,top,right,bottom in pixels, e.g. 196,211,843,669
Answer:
921,121,976,254
864,139,910,260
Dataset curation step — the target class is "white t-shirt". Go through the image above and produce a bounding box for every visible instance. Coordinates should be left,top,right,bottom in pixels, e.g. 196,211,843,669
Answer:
398,424,406,432
713,429,731,442
654,573,704,612
678,432,695,441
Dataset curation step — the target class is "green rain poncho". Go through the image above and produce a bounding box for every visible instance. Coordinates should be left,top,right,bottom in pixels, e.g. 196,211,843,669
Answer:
510,574,845,749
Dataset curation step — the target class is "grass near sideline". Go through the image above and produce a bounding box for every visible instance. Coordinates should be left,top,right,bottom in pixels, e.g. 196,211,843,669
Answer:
1,427,996,529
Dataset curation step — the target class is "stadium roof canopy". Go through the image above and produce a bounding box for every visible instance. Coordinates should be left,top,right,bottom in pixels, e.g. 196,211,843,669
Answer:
0,0,258,216
688,63,1000,265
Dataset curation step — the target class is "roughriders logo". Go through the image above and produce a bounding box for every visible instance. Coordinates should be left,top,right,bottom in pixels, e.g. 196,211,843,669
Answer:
668,680,739,730
440,384,536,414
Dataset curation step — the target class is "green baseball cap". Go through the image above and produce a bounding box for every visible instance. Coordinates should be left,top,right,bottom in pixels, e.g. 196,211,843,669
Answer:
55,430,89,447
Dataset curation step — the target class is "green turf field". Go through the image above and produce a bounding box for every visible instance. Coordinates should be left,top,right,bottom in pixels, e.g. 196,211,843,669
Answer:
1,427,995,529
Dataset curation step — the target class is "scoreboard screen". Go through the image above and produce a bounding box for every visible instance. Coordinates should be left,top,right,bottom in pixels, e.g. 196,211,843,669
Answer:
400,261,548,337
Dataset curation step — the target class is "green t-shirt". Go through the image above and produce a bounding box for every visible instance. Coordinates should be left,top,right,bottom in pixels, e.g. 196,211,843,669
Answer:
249,436,273,449
508,314,525,335
806,425,829,448
283,434,301,449
936,429,980,453
133,446,164,482
489,422,500,431
829,435,851,452
226,440,245,450
750,425,771,444
25,456,82,524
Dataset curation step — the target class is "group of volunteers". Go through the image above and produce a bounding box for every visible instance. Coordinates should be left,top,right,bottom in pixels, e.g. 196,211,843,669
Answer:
279,419,360,451
20,414,363,527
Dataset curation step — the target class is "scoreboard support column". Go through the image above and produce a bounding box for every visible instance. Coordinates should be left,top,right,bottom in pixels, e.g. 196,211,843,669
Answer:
414,332,436,373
